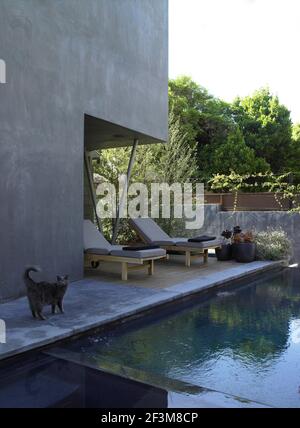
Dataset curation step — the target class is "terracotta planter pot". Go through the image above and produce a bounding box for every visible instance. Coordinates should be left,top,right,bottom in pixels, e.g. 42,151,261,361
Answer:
235,243,256,263
216,244,232,261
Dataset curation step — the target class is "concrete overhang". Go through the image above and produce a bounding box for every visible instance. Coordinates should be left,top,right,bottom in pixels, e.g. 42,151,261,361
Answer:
84,114,166,150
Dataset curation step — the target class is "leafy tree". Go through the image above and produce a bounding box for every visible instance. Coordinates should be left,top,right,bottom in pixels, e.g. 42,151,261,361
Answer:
169,77,269,181
285,123,300,182
149,111,198,184
169,76,235,140
207,129,270,175
169,76,215,142
232,88,292,173
94,111,197,186
292,123,300,141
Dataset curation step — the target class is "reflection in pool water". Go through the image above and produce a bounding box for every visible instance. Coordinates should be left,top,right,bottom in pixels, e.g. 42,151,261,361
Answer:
63,269,300,408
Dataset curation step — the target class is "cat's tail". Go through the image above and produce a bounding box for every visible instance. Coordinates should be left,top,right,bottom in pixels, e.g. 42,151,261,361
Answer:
24,266,41,285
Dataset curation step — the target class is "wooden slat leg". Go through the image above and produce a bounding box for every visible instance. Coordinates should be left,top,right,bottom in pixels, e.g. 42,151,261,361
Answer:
203,249,209,264
185,251,191,267
148,260,154,276
121,262,128,281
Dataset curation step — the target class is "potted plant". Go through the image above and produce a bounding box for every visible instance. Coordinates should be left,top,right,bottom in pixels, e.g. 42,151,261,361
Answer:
231,226,242,259
233,230,256,263
216,229,233,261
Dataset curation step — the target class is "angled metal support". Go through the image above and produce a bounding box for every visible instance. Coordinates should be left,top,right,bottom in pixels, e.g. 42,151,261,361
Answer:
112,138,139,244
84,150,102,233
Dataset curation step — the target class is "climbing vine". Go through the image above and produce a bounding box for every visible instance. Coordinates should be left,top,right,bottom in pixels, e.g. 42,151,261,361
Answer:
209,171,300,212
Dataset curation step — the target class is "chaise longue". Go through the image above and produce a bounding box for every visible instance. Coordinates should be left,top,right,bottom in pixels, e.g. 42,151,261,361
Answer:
130,218,222,267
84,220,167,280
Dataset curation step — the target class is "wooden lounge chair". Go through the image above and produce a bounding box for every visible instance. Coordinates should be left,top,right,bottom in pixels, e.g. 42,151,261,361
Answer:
84,220,167,280
130,218,222,267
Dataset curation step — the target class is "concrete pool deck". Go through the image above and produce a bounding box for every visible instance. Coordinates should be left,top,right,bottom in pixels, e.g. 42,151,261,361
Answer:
0,258,283,361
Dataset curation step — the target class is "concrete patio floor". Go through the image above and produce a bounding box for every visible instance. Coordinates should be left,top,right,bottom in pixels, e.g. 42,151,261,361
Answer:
85,255,248,289
0,257,283,361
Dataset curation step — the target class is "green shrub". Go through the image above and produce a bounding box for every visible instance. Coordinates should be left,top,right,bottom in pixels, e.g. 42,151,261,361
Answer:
255,229,292,262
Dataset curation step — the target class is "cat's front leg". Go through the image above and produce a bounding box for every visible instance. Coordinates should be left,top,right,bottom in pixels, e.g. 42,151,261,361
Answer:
37,311,47,321
58,300,64,314
51,304,57,314
29,305,37,319
28,301,37,319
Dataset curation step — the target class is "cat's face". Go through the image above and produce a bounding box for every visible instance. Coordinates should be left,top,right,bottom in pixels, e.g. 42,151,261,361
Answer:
56,275,69,286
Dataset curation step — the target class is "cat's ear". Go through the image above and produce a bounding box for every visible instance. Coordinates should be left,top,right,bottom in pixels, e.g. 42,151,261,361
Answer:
64,275,69,280
57,275,62,281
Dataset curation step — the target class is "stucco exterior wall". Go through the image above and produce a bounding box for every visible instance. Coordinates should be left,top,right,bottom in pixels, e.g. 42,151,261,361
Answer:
0,0,168,300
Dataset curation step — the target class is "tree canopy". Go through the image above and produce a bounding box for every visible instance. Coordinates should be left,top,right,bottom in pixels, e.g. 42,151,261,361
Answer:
169,77,298,181
286,123,300,179
232,88,292,173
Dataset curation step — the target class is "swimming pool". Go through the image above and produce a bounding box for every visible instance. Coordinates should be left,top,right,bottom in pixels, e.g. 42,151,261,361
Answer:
59,268,300,408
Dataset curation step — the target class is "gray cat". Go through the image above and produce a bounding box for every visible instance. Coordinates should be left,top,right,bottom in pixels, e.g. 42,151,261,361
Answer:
24,267,69,320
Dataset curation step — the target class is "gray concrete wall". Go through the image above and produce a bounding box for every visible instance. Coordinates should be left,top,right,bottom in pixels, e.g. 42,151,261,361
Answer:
0,0,168,301
218,210,300,263
175,205,300,263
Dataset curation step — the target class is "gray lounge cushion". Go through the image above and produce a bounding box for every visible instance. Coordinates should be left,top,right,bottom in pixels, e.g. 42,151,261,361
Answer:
151,239,177,246
84,220,112,251
110,248,166,259
172,237,188,243
130,218,174,245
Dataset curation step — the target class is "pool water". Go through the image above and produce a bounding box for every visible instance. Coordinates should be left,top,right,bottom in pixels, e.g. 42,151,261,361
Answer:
63,269,300,408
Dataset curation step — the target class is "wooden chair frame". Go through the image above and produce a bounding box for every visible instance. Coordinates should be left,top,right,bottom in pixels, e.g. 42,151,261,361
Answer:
160,245,221,267
85,253,168,281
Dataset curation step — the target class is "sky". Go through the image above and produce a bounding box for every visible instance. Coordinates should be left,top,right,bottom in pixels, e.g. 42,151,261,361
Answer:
169,0,300,123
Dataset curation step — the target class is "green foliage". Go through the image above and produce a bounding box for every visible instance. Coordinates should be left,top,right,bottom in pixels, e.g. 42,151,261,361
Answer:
168,76,221,143
286,123,300,180
209,171,266,193
207,128,270,175
209,171,300,211
232,88,292,173
95,112,197,186
169,78,281,181
255,229,292,262
292,123,300,141
148,111,198,184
